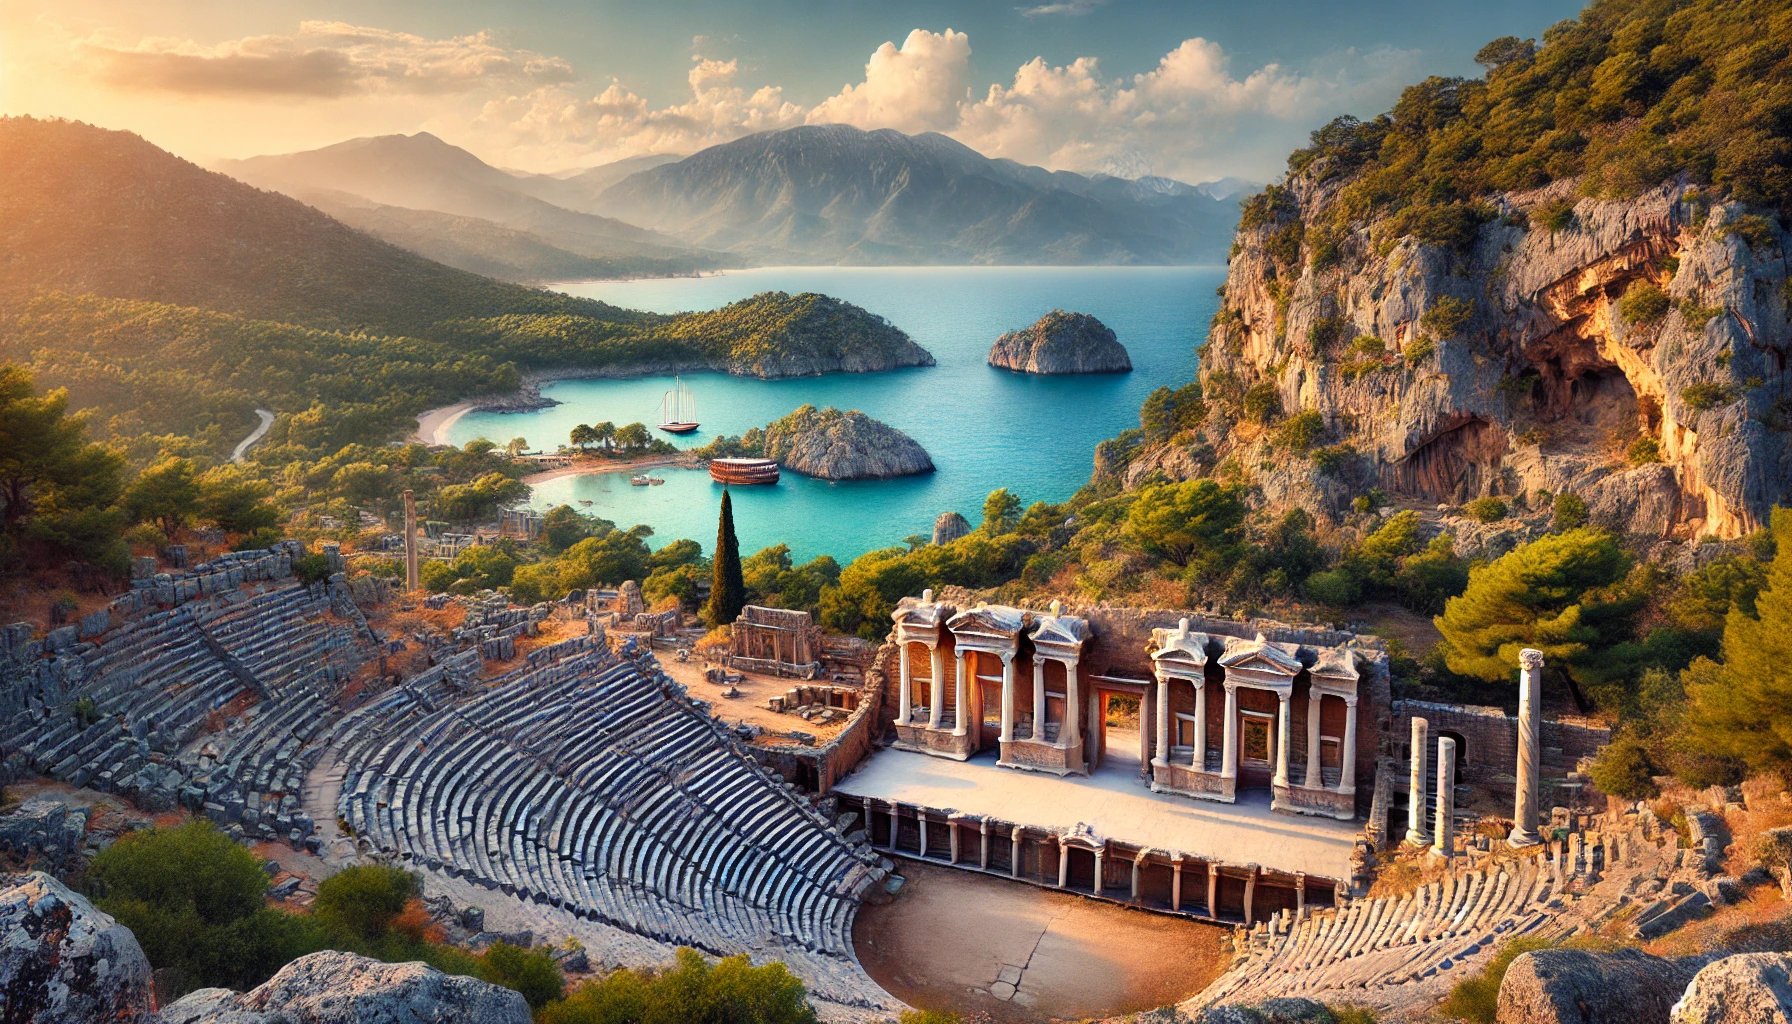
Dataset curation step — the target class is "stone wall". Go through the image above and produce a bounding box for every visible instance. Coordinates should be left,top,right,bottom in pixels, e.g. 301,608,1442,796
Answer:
747,644,889,794
1391,699,1610,794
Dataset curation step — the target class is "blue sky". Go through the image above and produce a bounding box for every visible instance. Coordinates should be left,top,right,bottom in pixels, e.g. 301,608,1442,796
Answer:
3,0,1586,179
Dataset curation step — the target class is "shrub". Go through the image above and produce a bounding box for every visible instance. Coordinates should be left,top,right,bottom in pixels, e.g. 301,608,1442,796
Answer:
1242,382,1281,424
1462,497,1508,523
1589,735,1659,799
1440,937,1555,1024
1535,198,1576,233
312,865,419,944
539,948,815,1024
1272,410,1326,454
1312,444,1354,474
1681,381,1737,411
1303,569,1362,607
1552,492,1588,531
1403,337,1435,366
479,943,565,1010
1306,315,1347,355
292,554,333,585
1419,297,1475,338
1729,214,1778,250
1619,283,1671,325
1626,437,1662,465
1680,301,1725,330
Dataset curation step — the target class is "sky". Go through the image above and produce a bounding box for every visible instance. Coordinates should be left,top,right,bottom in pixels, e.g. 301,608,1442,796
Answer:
1,0,1587,183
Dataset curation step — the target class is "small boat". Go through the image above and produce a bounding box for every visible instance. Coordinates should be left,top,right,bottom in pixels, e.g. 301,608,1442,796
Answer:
630,474,651,486
709,457,780,485
648,476,666,485
578,500,594,506
658,377,699,434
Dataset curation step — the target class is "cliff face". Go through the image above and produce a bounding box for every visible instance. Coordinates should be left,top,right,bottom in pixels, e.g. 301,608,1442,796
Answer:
989,310,1132,374
734,405,935,480
1138,173,1791,542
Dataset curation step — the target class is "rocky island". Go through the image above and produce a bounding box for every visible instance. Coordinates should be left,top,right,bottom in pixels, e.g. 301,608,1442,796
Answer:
988,310,1131,374
696,404,934,480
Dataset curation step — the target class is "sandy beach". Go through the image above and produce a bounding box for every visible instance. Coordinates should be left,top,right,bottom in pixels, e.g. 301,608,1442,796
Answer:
520,455,695,486
412,401,477,445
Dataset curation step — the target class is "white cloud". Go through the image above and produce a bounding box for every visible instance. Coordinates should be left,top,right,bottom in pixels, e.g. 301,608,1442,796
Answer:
806,29,971,134
76,21,573,98
1019,0,1110,18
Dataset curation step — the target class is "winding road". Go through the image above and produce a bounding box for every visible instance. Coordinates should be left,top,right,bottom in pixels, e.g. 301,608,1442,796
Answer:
231,409,276,464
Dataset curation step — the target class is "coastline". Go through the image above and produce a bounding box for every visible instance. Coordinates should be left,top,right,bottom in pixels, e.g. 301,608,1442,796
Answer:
521,454,698,486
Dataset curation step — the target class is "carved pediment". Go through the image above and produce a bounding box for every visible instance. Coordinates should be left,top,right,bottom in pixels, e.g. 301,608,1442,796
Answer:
1151,618,1211,672
1219,634,1302,677
948,602,1027,641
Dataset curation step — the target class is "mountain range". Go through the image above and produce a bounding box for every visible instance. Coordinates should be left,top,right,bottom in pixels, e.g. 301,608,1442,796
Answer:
222,125,1244,270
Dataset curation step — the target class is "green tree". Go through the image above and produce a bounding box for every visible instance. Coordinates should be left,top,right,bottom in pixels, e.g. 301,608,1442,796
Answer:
312,865,418,944
591,421,616,450
198,467,281,535
505,437,529,457
705,490,746,626
1435,528,1643,706
1122,479,1248,572
542,504,602,552
123,457,203,536
981,488,1022,535
0,365,126,547
615,422,652,450
436,472,529,522
570,424,597,449
1684,509,1792,780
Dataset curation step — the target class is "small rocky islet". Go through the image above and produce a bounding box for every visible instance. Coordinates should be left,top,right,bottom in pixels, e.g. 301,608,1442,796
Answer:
696,404,934,481
988,310,1132,374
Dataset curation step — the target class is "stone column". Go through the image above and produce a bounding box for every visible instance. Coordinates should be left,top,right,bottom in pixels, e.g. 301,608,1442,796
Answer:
1154,675,1172,767
1132,850,1146,900
1064,659,1081,750
1432,736,1457,860
928,652,946,729
1206,863,1218,916
1032,658,1046,740
1243,866,1258,926
1093,847,1105,895
1220,684,1239,781
952,651,970,736
949,820,960,864
1509,648,1545,848
999,652,1016,743
1010,826,1023,879
888,801,900,852
979,819,991,869
1405,717,1431,847
403,489,419,593
1305,691,1324,788
896,641,913,726
1274,692,1292,787
1340,698,1358,795
1171,854,1184,911
918,814,929,857
1057,841,1069,887
1193,678,1208,769
1295,873,1307,919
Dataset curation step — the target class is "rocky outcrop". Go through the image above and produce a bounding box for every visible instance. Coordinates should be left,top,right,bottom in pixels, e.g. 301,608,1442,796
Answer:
1671,952,1792,1024
0,798,88,860
989,311,1132,374
161,951,531,1024
0,871,156,1023
1498,947,1704,1024
711,405,934,480
1137,171,1792,541
933,511,971,545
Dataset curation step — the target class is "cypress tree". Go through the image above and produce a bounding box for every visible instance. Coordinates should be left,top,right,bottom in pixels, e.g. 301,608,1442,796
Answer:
706,488,746,626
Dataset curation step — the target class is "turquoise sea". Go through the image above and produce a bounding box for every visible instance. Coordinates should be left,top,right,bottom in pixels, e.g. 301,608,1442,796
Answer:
445,266,1221,564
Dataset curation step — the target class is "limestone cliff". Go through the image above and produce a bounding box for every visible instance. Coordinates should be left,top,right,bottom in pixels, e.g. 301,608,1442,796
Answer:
1121,175,1791,542
702,405,934,480
989,310,1132,374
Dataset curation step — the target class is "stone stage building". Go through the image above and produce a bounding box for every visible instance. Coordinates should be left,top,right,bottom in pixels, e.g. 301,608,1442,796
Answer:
835,588,1395,925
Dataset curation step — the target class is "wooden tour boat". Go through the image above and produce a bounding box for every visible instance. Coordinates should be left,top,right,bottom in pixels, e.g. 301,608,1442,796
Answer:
708,457,780,485
630,474,651,486
658,377,699,434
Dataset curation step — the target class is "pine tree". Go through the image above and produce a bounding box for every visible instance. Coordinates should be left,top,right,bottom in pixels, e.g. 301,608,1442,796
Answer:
1685,508,1792,780
705,489,746,627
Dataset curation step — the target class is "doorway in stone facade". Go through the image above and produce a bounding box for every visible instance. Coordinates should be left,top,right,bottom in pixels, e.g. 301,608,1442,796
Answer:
1088,679,1150,775
1238,710,1274,790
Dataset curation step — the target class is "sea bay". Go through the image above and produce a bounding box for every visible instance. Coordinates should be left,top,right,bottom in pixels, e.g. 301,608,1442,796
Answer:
445,265,1221,563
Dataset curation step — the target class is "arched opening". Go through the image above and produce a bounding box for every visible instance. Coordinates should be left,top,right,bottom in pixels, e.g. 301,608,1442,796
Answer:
1385,416,1507,502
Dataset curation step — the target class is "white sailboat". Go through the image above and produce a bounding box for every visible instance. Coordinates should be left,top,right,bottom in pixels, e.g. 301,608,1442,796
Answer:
658,376,699,434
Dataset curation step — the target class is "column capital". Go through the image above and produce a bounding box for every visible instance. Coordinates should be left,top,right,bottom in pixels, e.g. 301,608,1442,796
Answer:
1519,648,1545,670
999,649,1016,664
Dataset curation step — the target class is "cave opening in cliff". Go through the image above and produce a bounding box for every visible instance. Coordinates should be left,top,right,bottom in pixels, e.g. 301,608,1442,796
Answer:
1386,417,1507,503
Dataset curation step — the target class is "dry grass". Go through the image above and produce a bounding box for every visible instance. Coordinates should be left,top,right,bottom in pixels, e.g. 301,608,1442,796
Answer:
1645,881,1792,958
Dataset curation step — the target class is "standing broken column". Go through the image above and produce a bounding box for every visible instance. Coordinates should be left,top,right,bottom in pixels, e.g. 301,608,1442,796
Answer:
403,489,419,594
1432,736,1457,860
1509,648,1545,848
1405,717,1431,847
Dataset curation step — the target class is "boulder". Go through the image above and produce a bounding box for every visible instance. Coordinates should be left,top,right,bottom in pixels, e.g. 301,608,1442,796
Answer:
0,871,156,1023
0,798,88,858
988,310,1131,374
932,511,971,545
1671,952,1792,1024
163,950,530,1024
750,405,934,480
1498,947,1702,1024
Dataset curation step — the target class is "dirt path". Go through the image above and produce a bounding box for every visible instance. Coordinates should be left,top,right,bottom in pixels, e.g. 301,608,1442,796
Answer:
854,861,1230,1021
231,408,276,463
